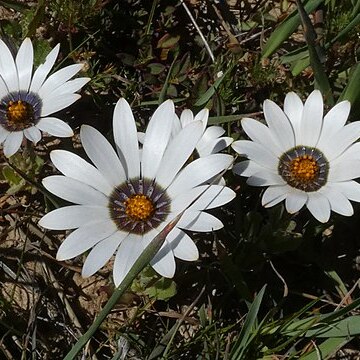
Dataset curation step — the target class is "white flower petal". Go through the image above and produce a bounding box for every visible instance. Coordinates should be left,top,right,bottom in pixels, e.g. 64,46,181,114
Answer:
150,241,176,278
321,122,360,161
38,63,84,97
232,140,278,170
180,109,194,127
50,150,113,195
156,120,203,188
15,38,33,92
263,99,295,150
172,185,235,213
200,125,224,140
41,93,81,117
284,92,303,142
329,159,360,182
141,100,174,179
0,126,10,144
171,113,182,138
113,98,140,178
30,44,60,93
194,108,209,131
306,192,330,223
46,77,90,98
317,100,350,150
0,39,19,92
190,185,236,210
333,181,360,202
168,228,199,261
36,117,73,137
113,234,143,286
3,131,23,157
330,142,360,164
299,90,323,147
80,125,126,186
0,76,8,99
178,210,223,232
323,185,354,216
23,126,41,144
168,154,233,197
42,175,109,206
197,136,233,157
241,117,281,156
56,220,117,260
82,231,127,277
285,190,307,213
39,205,110,230
247,170,285,186
232,160,264,177
262,185,289,207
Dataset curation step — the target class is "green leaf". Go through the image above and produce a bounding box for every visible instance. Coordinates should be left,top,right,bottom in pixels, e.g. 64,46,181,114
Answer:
157,34,180,49
300,337,352,360
147,63,166,75
32,40,52,68
194,66,233,107
261,0,324,59
305,315,360,338
145,277,177,301
339,62,360,105
21,0,45,38
0,0,29,12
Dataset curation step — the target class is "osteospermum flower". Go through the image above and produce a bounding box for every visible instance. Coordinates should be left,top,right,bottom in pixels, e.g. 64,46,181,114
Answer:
232,90,360,223
174,108,233,157
0,38,90,157
39,99,235,286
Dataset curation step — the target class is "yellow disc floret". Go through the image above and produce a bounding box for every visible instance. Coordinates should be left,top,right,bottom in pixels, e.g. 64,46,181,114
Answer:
290,155,318,182
278,146,328,192
6,100,34,130
125,194,155,221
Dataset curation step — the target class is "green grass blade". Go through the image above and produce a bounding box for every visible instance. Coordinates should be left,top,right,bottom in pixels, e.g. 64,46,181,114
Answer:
261,0,324,59
63,214,182,360
305,315,360,338
230,285,267,359
283,11,360,76
194,67,233,107
295,0,334,104
158,54,178,104
300,337,352,360
339,62,360,105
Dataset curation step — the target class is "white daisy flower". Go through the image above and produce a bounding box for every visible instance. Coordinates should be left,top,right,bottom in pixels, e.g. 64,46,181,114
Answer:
0,37,90,157
232,90,360,223
39,99,235,286
173,108,233,157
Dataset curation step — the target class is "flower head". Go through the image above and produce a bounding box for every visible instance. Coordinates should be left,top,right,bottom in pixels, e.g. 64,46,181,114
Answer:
39,99,235,286
0,38,90,157
232,90,360,223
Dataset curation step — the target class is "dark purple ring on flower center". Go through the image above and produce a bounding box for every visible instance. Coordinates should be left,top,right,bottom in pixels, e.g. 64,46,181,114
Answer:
278,145,329,192
0,91,42,131
109,177,171,234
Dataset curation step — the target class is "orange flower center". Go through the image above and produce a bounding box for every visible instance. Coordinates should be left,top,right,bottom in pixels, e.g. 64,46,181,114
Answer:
125,194,155,221
6,100,34,130
289,155,318,183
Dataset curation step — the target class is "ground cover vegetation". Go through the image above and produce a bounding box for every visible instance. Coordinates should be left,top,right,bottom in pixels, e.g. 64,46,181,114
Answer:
1,0,360,359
